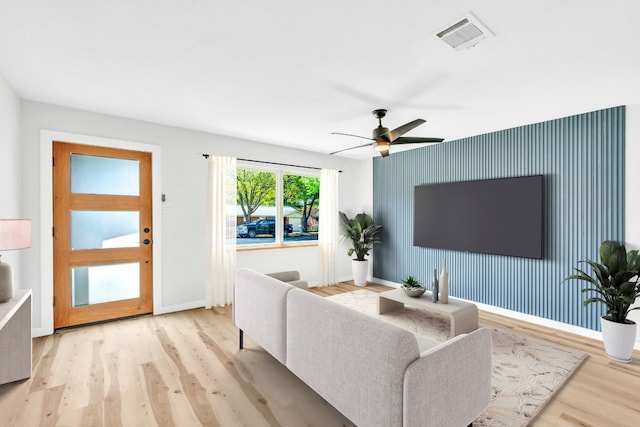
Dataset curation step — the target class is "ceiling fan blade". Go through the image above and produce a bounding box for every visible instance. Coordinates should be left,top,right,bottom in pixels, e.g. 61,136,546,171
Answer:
331,132,374,141
332,84,383,106
380,149,390,158
329,141,374,155
392,136,445,145
386,119,426,142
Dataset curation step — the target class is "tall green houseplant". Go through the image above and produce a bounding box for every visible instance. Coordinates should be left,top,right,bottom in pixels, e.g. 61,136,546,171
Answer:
338,211,382,261
565,240,640,323
565,240,640,362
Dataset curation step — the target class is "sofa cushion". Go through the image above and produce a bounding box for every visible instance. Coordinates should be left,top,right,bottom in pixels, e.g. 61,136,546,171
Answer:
286,288,421,427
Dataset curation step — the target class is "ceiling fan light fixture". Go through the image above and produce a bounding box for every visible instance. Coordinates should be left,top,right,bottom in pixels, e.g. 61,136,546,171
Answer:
374,141,390,152
330,109,444,157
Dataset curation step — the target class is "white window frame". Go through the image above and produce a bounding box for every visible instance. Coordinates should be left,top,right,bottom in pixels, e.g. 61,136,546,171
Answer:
236,161,320,250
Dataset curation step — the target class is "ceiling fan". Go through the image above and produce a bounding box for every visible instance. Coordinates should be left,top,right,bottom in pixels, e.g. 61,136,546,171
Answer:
330,109,444,157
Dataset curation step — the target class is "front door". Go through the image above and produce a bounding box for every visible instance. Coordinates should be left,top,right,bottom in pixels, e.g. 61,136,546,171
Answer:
53,141,153,329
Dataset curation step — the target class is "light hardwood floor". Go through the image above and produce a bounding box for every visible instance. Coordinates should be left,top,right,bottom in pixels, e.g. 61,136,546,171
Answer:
1,282,639,426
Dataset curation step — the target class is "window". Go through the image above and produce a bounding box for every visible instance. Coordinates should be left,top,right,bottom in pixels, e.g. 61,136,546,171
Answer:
236,165,320,247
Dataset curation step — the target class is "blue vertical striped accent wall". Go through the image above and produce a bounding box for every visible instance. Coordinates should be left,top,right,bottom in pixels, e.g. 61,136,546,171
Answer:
372,106,625,331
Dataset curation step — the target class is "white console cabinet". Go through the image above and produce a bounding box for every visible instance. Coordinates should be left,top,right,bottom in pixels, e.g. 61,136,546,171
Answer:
0,289,32,385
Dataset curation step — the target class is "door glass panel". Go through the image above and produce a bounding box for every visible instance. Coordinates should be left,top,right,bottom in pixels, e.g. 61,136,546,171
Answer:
71,262,140,306
71,154,140,196
71,211,139,250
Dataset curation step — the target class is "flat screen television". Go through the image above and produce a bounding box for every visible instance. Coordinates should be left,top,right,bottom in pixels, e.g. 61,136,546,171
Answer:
414,175,544,259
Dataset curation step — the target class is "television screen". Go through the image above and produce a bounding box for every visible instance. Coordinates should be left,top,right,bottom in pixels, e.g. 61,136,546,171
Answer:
414,175,544,259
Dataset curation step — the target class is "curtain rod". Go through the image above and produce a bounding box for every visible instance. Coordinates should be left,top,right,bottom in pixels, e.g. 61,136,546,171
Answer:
201,154,341,172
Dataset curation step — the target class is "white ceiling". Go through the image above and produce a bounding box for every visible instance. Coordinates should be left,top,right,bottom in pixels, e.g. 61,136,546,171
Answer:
1,1,639,159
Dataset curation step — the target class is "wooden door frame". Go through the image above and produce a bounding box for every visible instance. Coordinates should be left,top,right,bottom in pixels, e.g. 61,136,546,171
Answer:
38,130,162,337
53,142,154,328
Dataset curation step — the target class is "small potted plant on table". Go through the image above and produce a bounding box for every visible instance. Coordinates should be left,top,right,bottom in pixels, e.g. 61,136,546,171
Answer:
401,275,426,297
565,240,640,362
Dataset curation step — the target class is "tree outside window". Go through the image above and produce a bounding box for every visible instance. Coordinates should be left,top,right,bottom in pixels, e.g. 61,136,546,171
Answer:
284,174,319,235
236,169,275,224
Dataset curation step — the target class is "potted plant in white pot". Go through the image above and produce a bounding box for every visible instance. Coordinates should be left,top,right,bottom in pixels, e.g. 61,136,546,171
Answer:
338,211,382,287
565,240,640,362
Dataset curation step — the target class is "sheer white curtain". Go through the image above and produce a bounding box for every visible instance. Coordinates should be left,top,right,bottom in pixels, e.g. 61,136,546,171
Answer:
318,168,339,286
206,155,237,308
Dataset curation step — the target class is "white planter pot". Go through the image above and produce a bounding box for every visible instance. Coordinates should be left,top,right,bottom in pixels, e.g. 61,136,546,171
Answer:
601,316,637,363
351,259,369,287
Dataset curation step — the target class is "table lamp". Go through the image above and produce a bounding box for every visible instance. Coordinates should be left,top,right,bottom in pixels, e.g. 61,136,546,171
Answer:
0,219,32,303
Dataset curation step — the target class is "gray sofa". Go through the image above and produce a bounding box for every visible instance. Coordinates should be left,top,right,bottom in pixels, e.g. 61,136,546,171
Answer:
234,268,492,427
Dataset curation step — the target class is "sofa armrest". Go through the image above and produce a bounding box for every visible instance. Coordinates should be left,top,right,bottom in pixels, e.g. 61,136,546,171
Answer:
403,328,492,427
266,271,300,282
285,279,308,290
234,268,295,364
266,271,308,290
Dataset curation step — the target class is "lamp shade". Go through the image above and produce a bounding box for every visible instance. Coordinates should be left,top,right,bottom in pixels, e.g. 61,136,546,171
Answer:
374,141,390,152
0,219,31,250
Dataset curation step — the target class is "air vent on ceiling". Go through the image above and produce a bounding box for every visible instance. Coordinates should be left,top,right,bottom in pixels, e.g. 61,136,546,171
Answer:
435,12,493,51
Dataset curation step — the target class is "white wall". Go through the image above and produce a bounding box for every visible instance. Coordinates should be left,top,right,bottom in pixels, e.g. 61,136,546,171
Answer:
336,158,375,281
0,71,23,287
20,100,371,336
625,105,640,345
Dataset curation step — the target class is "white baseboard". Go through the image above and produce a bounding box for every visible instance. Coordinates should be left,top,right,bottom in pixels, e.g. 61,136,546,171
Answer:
32,326,53,338
154,300,206,315
31,301,206,337
373,278,401,288
372,277,640,350
340,274,354,283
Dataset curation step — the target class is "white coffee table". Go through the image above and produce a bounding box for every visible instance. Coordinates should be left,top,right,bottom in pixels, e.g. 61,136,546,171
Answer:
377,288,478,338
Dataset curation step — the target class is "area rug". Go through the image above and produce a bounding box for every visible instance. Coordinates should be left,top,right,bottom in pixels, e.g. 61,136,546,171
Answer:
326,290,587,427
